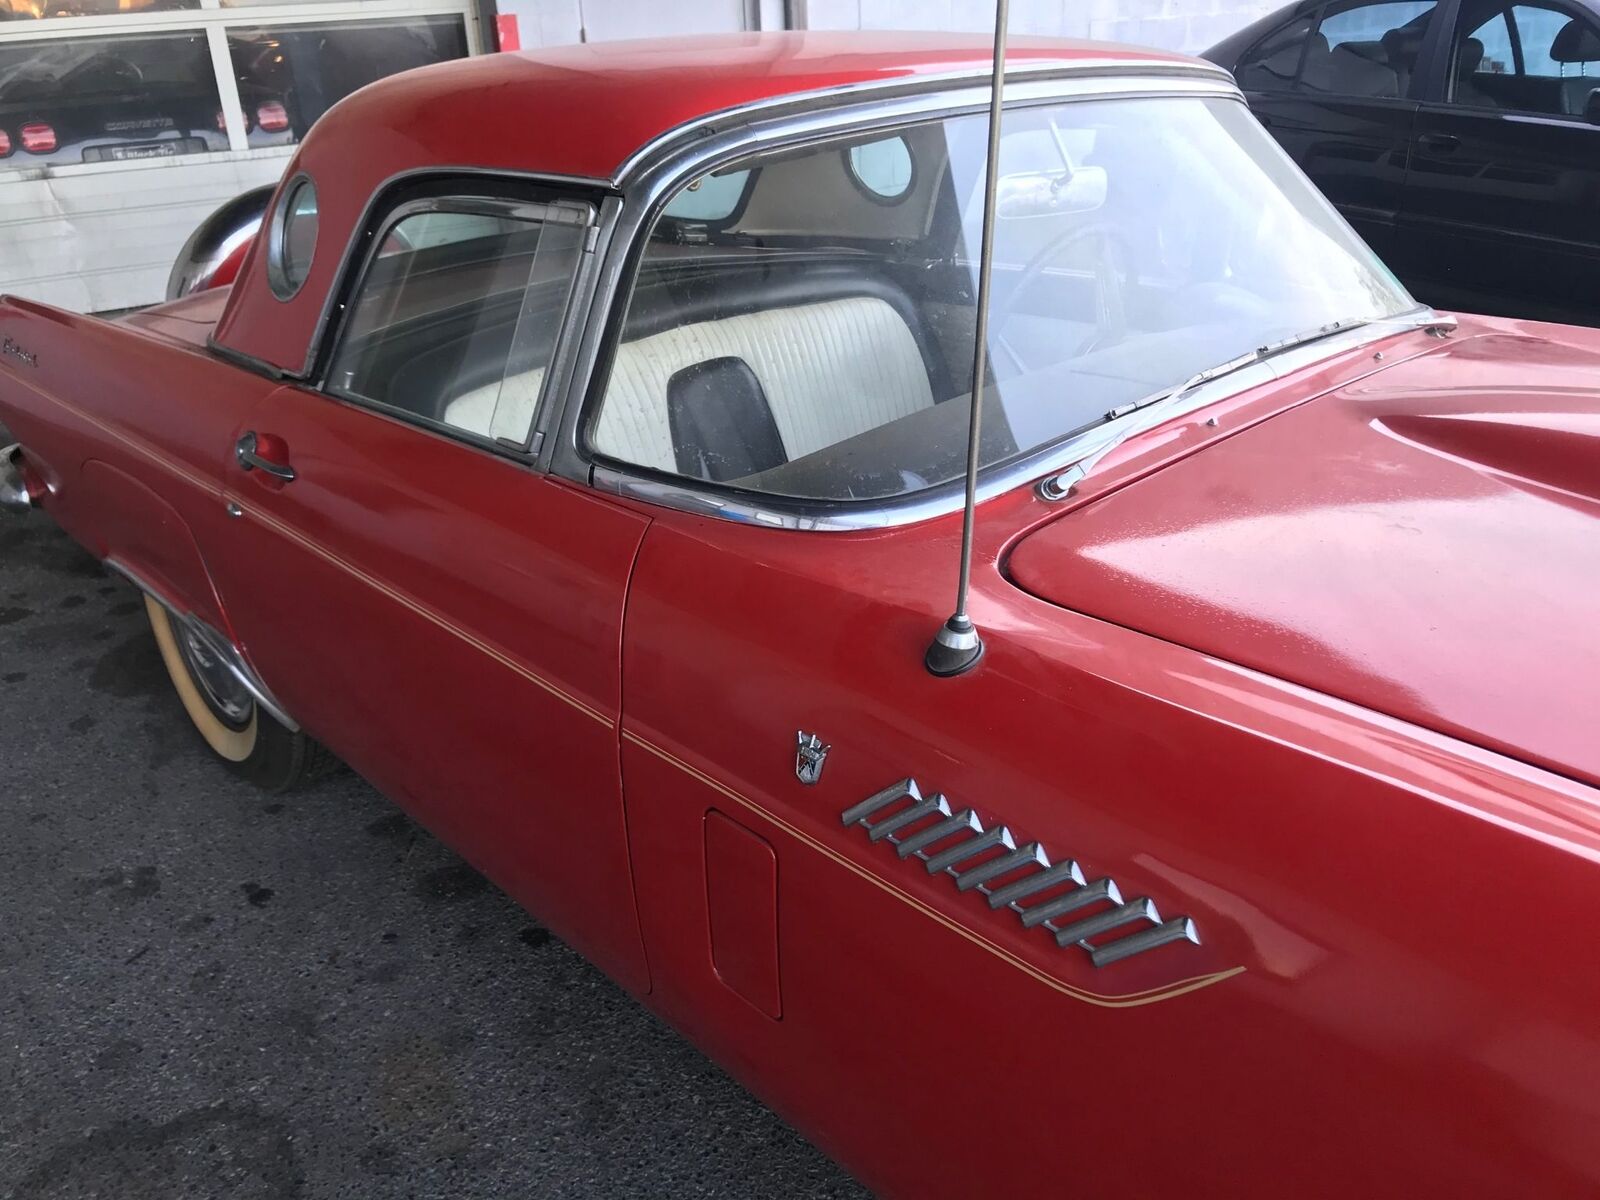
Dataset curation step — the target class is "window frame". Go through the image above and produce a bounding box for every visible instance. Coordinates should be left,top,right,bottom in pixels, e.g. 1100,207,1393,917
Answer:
841,133,918,205
267,172,317,300
312,180,600,463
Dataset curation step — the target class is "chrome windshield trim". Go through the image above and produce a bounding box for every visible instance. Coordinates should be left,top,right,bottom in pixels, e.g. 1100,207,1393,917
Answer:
546,68,1431,534
546,72,1245,495
611,58,1236,185
586,310,1447,533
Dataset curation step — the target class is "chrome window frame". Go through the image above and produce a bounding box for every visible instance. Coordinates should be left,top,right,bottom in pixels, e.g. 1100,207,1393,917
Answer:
541,63,1410,531
267,172,318,301
311,187,605,464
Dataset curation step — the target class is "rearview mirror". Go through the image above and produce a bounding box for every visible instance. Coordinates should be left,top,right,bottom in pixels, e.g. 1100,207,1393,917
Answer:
996,166,1108,220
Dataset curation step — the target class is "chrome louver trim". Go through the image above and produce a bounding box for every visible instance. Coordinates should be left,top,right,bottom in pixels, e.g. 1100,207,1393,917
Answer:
843,780,1200,968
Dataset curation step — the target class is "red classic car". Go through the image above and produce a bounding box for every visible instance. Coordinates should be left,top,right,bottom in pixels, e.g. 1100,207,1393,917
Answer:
3,32,1598,1199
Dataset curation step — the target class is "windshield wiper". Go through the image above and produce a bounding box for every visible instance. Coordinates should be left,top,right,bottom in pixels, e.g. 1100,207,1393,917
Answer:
1036,316,1375,500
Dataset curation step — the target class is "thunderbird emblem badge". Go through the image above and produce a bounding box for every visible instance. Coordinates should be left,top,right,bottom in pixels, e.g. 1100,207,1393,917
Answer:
795,731,830,786
2,337,37,368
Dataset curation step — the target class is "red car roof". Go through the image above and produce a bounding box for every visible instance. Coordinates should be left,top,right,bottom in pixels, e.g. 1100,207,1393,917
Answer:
319,31,1193,184
213,31,1205,375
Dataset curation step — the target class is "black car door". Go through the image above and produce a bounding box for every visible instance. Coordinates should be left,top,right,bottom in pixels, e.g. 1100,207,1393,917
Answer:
1229,0,1444,262
1398,0,1600,322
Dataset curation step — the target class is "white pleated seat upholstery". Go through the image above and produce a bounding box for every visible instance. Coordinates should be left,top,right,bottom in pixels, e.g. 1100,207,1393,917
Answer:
443,295,935,471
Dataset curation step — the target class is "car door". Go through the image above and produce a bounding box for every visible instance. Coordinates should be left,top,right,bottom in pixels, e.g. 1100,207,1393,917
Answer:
1398,0,1600,321
206,181,652,992
1228,0,1445,260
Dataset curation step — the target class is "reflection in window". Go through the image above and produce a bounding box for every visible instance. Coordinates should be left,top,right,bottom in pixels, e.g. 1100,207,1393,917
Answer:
227,15,467,148
0,31,223,170
328,203,589,445
1303,1,1438,98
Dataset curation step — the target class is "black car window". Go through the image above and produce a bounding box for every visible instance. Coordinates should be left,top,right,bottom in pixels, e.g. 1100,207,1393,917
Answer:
1303,0,1440,97
1234,15,1318,92
1452,2,1600,114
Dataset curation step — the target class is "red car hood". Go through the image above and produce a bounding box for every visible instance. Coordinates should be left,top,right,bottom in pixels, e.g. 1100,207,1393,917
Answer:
1007,320,1600,787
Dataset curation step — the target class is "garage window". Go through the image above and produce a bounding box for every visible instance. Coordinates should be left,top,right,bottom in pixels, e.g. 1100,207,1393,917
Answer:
0,30,223,167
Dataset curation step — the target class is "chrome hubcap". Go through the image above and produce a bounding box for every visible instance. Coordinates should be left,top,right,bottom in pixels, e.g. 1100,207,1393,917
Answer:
177,626,254,726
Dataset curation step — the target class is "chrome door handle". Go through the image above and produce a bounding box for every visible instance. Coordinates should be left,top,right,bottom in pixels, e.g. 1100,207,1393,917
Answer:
1416,132,1460,153
235,431,296,482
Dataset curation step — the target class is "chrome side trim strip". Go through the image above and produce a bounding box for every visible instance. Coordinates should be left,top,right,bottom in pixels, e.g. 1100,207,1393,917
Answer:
104,558,300,733
843,777,1202,968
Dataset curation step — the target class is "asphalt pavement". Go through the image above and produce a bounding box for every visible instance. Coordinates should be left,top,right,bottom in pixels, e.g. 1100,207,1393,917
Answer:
0,475,867,1198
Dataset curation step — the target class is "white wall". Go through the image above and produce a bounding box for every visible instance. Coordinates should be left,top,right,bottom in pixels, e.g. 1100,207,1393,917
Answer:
2,151,291,315
798,0,1279,53
501,0,1276,53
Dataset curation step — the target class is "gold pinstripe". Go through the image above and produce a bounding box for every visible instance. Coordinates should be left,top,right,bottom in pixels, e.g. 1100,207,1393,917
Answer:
235,500,614,728
16,369,1243,1004
623,729,1246,1009
10,372,613,727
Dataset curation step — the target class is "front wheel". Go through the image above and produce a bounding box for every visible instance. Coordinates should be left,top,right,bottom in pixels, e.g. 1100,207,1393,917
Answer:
145,596,333,792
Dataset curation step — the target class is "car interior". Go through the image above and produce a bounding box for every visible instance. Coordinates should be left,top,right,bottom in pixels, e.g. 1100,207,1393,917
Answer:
325,97,1408,505
1454,2,1600,113
1233,0,1600,114
1237,5,1438,98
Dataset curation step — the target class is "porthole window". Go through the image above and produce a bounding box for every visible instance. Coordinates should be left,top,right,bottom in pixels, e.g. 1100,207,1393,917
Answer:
268,176,318,299
845,135,914,203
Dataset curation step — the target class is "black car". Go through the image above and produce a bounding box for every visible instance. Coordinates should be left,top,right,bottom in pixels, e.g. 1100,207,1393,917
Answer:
1207,0,1600,325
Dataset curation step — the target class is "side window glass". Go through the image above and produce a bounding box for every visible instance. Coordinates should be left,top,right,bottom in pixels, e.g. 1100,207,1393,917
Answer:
663,169,753,222
327,200,590,447
1453,4,1600,112
1234,16,1316,92
1303,0,1439,97
846,136,915,201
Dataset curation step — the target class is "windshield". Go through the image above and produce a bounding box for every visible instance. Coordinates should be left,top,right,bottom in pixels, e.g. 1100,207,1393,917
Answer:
586,94,1415,504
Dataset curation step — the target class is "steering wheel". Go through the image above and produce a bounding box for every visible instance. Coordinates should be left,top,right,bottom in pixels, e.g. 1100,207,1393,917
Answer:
992,221,1132,372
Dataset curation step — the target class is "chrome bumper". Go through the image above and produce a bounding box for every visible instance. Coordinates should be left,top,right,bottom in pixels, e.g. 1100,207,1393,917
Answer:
0,443,36,514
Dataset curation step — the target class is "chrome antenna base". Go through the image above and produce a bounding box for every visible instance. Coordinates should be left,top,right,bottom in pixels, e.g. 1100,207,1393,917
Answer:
924,613,984,678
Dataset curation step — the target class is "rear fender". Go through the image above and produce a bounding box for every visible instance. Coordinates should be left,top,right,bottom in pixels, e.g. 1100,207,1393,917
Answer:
79,459,227,629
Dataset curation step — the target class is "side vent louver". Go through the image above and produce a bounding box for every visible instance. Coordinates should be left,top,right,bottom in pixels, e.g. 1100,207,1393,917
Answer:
842,779,1200,968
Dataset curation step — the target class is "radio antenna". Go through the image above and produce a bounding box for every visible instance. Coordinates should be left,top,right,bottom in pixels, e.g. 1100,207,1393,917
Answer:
925,0,1009,678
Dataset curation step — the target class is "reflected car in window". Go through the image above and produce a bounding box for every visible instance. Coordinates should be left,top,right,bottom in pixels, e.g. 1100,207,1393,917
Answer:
0,31,233,166
5,33,1600,1200
1208,0,1600,325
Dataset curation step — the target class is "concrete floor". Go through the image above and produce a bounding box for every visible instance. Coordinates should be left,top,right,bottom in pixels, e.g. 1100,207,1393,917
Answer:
0,493,867,1198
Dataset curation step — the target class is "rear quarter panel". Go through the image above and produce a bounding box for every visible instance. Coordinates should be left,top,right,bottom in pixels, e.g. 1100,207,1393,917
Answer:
0,296,276,630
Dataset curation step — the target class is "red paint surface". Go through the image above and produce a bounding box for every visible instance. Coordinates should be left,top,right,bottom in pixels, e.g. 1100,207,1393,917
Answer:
704,811,781,1019
1008,315,1600,787
3,39,1600,1200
